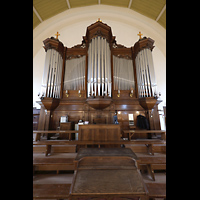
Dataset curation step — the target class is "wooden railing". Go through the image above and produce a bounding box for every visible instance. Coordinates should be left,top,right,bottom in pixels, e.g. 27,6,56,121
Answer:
123,129,166,140
33,130,80,141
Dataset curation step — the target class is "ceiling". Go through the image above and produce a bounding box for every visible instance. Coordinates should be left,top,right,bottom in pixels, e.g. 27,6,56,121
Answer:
33,0,166,30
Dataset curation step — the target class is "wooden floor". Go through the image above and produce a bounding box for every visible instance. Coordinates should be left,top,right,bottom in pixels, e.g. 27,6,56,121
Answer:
33,144,166,200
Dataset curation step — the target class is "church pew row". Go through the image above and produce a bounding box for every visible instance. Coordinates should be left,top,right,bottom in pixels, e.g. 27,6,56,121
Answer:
33,183,166,200
33,139,166,156
33,144,166,154
33,152,166,182
137,156,166,181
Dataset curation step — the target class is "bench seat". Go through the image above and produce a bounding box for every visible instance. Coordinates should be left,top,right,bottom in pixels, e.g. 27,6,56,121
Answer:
145,183,166,199
33,139,165,156
33,184,70,199
33,157,75,173
138,156,166,181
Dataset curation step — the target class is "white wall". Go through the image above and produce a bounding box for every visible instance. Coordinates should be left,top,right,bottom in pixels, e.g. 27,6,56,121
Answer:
33,5,166,123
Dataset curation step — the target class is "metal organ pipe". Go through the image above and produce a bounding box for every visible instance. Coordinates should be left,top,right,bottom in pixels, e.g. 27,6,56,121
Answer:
104,38,107,96
101,38,104,96
87,42,91,97
41,49,63,98
64,56,86,91
94,37,97,96
113,55,135,91
87,36,111,97
135,48,157,97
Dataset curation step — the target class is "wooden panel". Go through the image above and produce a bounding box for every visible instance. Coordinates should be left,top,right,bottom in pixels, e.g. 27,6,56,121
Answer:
101,0,129,7
37,105,46,130
130,0,166,20
78,124,121,141
60,122,73,139
33,0,68,21
89,111,110,124
51,111,84,129
69,0,97,8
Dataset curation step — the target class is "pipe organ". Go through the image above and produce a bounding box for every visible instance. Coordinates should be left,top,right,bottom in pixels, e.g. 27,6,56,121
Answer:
87,36,111,97
41,48,63,98
113,55,135,90
64,56,86,91
38,20,162,132
135,48,157,97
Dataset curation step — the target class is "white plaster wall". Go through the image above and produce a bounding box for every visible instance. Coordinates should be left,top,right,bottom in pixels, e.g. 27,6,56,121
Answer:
33,5,166,122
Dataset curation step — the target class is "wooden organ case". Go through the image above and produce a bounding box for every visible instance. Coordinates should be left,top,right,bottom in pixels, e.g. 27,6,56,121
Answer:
37,20,162,139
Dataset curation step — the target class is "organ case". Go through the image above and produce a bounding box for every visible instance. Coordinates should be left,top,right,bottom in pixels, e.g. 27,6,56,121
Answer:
37,20,162,134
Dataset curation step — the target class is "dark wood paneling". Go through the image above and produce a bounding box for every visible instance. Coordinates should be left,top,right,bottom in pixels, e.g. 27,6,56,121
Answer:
78,124,121,141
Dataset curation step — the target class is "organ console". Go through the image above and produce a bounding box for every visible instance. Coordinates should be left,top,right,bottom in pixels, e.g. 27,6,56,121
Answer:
37,20,162,133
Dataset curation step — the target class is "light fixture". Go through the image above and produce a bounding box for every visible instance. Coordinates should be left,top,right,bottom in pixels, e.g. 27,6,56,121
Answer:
66,90,69,97
130,89,133,97
78,90,81,97
117,90,120,97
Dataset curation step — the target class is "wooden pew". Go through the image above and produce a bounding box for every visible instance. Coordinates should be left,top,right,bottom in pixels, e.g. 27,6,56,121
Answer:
138,156,166,181
145,183,166,200
34,130,80,141
133,139,165,155
33,156,75,173
123,130,166,141
33,139,165,156
33,184,71,199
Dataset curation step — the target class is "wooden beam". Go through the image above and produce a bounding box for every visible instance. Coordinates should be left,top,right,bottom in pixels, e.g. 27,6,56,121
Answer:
128,0,132,9
66,0,71,9
156,4,166,22
33,6,43,22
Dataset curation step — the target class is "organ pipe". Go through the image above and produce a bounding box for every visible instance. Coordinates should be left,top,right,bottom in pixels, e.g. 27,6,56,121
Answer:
64,56,86,91
87,36,111,97
113,55,135,90
41,48,63,98
135,48,157,97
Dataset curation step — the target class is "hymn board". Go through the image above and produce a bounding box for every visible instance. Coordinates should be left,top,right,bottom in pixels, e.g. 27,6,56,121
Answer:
37,19,161,135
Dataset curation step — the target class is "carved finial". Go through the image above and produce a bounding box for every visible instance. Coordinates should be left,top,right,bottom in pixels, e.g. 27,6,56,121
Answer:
137,31,143,39
97,18,102,22
55,31,60,40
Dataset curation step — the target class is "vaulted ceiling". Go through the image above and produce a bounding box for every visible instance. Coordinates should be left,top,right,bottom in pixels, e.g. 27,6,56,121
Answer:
33,0,166,30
